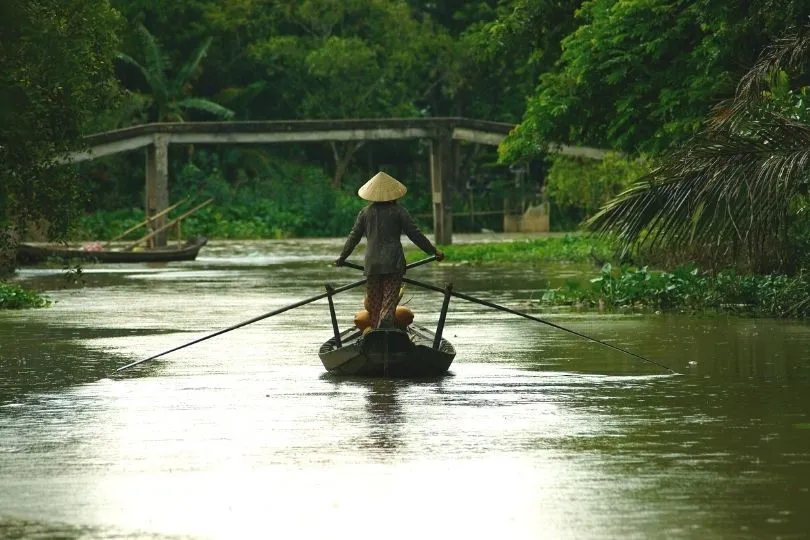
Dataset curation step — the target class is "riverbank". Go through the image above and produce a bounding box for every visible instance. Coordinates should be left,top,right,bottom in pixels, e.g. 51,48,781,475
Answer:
6,234,810,318
428,236,810,319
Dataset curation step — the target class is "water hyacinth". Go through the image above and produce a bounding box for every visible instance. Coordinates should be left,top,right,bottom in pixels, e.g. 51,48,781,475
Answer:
0,282,50,309
543,264,810,318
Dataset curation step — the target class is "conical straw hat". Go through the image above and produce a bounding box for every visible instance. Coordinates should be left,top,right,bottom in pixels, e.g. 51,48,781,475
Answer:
358,172,407,202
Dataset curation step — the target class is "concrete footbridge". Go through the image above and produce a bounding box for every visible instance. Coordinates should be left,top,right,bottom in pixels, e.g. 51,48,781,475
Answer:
67,118,608,246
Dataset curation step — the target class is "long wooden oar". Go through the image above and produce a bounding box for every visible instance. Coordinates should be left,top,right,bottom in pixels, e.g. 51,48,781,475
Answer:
401,276,677,375
115,277,367,373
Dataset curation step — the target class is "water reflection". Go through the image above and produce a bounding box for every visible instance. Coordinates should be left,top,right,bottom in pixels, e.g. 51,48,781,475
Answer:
1,239,809,538
321,375,455,455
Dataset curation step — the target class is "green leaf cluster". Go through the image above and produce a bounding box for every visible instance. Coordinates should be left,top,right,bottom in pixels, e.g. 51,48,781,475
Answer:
499,0,810,162
546,263,810,318
0,281,50,310
1,0,121,247
436,234,615,264
545,152,652,222
586,27,810,274
113,25,234,124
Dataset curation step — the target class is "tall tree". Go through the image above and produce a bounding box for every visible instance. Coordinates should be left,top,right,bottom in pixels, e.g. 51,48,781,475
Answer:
458,0,581,121
499,0,810,163
0,0,121,273
249,0,448,186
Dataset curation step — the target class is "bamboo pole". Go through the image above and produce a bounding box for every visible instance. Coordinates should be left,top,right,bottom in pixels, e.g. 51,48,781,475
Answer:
103,198,189,248
401,275,678,374
126,198,214,250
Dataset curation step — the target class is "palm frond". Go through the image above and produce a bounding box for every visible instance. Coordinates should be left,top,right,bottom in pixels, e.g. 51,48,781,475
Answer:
587,114,810,271
712,24,810,130
172,37,213,94
135,24,170,84
736,25,810,101
115,53,156,92
176,98,235,120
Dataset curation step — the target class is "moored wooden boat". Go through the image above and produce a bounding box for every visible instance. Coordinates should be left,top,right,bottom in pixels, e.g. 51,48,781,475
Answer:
15,236,208,265
318,324,456,377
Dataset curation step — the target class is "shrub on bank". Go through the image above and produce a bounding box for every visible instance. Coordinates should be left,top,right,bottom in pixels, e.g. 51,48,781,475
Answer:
546,152,652,230
438,235,616,264
543,263,810,318
0,282,50,309
73,159,397,240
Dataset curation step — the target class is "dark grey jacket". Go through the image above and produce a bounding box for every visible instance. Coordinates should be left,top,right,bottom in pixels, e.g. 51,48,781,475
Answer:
339,202,437,276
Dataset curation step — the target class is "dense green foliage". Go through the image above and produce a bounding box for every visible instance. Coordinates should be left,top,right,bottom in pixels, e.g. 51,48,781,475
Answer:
77,162,376,240
0,0,121,271
543,263,810,319
0,281,50,309
114,25,234,125
586,26,810,274
433,235,615,264
5,0,810,301
500,0,810,161
545,153,652,227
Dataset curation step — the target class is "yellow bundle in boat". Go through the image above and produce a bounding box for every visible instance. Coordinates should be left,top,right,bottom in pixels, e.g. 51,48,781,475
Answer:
354,306,414,331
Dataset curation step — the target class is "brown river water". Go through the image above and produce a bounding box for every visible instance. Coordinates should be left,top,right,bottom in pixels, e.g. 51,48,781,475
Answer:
1,237,809,539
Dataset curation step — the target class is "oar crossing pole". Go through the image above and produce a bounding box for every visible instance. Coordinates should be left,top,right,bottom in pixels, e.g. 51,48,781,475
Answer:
342,255,673,372
325,284,342,348
433,284,453,350
116,253,674,375
115,256,438,374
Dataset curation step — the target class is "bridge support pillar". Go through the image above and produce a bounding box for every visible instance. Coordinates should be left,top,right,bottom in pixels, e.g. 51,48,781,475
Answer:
429,136,456,245
145,134,170,248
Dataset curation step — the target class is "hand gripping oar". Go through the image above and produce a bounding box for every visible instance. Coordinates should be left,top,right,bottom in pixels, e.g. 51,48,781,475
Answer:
401,276,678,375
114,277,367,373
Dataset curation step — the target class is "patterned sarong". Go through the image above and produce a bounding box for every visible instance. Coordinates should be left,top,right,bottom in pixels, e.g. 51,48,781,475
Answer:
365,273,403,328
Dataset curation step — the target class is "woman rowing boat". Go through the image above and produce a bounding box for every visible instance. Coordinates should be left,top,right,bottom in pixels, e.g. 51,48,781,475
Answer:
335,172,445,329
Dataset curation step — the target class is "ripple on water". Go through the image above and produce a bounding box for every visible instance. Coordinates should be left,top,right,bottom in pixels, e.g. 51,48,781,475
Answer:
2,239,810,539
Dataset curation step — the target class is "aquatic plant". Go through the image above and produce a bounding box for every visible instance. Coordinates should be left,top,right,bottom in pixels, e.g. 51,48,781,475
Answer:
0,282,50,309
544,264,810,318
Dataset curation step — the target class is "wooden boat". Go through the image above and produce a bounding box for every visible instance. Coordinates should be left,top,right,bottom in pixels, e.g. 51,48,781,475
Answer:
318,277,456,377
15,236,208,265
319,324,456,377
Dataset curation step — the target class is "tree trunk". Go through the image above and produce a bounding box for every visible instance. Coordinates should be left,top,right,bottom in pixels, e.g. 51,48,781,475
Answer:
0,227,19,277
329,141,365,188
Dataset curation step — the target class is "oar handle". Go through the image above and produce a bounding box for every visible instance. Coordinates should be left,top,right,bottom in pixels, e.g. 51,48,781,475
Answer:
407,255,438,270
341,255,437,273
342,261,364,272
